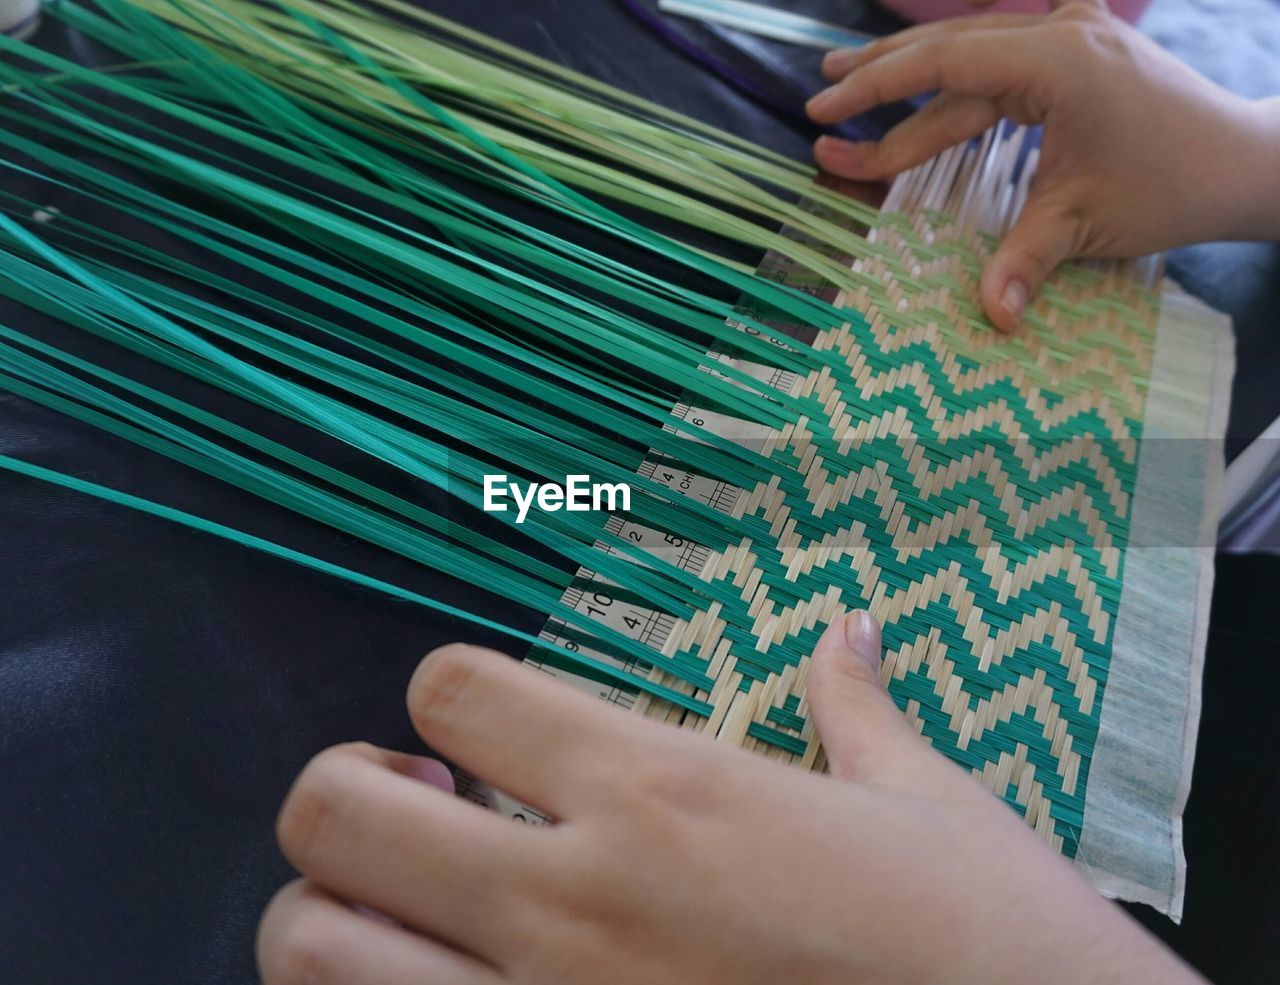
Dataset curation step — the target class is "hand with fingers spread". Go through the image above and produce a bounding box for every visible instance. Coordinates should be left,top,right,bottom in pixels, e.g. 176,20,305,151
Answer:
808,0,1280,332
257,612,1204,985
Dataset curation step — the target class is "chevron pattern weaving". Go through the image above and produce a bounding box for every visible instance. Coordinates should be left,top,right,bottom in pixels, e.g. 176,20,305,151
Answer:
642,206,1156,857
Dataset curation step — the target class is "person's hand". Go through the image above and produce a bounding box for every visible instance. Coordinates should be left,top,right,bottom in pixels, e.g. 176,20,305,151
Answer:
256,611,1203,985
808,0,1280,332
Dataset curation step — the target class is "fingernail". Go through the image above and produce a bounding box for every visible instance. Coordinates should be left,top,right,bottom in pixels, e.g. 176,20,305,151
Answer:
806,85,839,116
1000,278,1028,323
843,610,882,674
815,134,855,156
822,48,857,76
353,903,401,927
408,756,455,793
814,135,854,165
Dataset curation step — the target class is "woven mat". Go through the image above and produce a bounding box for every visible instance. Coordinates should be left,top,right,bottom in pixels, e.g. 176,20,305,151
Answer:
508,135,1233,921
631,177,1229,920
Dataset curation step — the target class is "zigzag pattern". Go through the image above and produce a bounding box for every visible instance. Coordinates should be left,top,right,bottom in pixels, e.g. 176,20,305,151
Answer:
632,204,1158,855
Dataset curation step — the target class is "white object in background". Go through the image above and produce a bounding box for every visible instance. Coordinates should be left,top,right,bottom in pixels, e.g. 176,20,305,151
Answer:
657,0,871,50
1221,411,1280,521
1,0,39,41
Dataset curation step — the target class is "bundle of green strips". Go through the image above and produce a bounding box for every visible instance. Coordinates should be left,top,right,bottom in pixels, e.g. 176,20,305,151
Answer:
0,0,1230,919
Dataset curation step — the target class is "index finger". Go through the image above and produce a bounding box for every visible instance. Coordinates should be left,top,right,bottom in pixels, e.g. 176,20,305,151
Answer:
807,32,1039,123
406,643,655,818
822,14,1039,82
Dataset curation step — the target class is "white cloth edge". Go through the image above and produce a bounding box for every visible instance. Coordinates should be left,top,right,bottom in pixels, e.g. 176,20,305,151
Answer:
1072,282,1233,920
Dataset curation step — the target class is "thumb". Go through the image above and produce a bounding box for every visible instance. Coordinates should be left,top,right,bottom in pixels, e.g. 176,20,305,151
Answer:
807,612,924,782
979,196,1084,333
808,612,982,800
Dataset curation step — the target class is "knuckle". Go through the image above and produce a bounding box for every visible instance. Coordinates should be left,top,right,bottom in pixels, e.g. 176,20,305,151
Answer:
407,645,483,737
276,745,365,867
1053,18,1095,50
870,137,905,176
921,48,959,97
919,35,953,71
1050,10,1116,58
835,652,883,692
258,883,335,985
862,78,888,114
1015,241,1060,275
1041,201,1091,250
624,747,705,810
1052,0,1107,22
1049,196,1090,227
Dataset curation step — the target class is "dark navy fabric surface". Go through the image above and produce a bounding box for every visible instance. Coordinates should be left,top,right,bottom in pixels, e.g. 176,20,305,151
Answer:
1,2,1278,984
